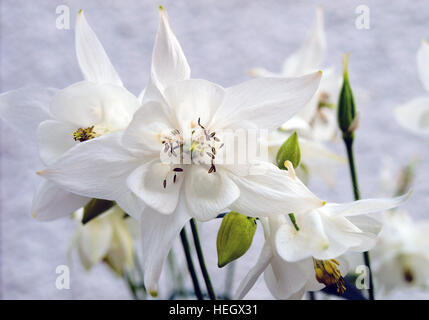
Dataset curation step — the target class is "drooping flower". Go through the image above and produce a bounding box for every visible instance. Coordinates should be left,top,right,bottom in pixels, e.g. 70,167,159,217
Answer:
70,205,135,275
235,162,410,299
0,10,141,220
372,210,429,293
394,40,429,136
39,7,324,294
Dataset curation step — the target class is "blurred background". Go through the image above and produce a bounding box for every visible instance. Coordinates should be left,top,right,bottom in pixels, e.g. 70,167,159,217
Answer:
1,0,429,299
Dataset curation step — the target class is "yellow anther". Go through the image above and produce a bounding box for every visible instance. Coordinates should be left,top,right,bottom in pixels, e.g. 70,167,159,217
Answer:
73,126,96,142
313,259,346,294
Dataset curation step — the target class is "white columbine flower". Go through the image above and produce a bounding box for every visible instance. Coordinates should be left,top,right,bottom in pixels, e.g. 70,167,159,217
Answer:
395,40,429,136
372,210,429,293
0,11,140,220
235,162,410,299
38,7,325,294
70,205,135,275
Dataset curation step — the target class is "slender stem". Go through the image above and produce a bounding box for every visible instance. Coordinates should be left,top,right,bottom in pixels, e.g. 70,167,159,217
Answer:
344,136,375,300
309,291,316,300
180,227,204,300
190,219,217,300
125,272,140,300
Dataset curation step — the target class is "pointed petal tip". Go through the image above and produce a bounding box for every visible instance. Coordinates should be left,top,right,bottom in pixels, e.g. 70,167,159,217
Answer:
36,170,45,176
149,290,158,298
158,5,164,11
78,9,83,15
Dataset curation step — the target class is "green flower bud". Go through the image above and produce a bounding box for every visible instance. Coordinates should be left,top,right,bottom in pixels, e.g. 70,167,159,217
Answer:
337,54,357,139
276,131,301,169
216,211,257,268
82,198,115,224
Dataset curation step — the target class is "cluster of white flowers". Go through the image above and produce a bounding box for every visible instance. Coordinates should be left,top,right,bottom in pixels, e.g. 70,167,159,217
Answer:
0,7,416,300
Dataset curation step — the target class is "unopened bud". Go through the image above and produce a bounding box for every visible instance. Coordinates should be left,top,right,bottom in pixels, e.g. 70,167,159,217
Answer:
337,54,357,139
216,212,257,268
276,131,301,170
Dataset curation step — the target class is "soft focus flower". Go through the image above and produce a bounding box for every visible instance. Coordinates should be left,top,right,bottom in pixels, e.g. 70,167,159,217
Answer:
0,10,140,220
71,205,135,275
251,8,344,185
250,7,341,143
38,7,324,294
372,210,429,293
235,162,410,299
395,40,429,135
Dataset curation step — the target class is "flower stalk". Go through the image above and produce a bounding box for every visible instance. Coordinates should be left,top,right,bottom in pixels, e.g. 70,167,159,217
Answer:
180,227,204,300
338,54,375,300
190,219,217,300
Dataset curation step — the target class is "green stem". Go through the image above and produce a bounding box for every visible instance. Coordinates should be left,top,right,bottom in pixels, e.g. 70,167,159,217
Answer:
190,219,216,300
344,136,375,300
180,227,204,300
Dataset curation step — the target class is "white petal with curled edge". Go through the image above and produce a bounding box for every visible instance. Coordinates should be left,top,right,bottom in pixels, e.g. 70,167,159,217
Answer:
75,10,123,86
40,132,146,218
184,166,240,221
37,120,78,165
148,7,191,96
214,72,321,130
127,160,183,215
0,86,56,143
282,7,326,76
324,191,412,217
32,179,90,221
394,96,429,135
141,197,190,295
229,162,324,218
234,242,273,300
417,40,429,92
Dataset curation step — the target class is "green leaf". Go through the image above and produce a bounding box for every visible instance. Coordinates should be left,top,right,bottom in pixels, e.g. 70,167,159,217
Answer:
276,131,301,169
82,198,115,224
216,212,257,268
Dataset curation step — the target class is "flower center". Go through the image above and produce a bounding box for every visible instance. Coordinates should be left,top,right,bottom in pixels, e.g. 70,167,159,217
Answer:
72,125,110,142
159,118,224,189
313,258,346,294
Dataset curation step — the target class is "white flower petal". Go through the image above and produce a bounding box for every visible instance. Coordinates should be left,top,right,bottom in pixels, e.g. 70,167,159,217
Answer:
75,11,123,86
121,101,173,155
146,8,190,97
325,191,411,217
50,81,139,130
141,198,190,294
394,96,429,135
282,7,326,76
32,179,90,221
127,160,183,215
163,79,225,132
77,215,114,269
417,40,429,92
264,257,315,299
37,120,78,165
274,212,330,262
185,166,240,221
214,72,321,130
234,242,272,300
229,162,324,218
0,86,56,143
40,132,146,218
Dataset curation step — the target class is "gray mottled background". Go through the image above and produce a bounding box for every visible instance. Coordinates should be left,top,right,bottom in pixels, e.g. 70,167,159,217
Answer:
1,0,429,299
